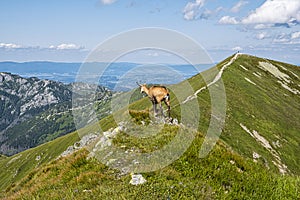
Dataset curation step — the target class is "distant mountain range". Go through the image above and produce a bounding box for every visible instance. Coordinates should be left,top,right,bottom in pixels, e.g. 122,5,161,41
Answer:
0,61,212,90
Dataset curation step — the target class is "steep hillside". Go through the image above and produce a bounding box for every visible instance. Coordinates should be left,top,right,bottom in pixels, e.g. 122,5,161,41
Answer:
0,132,79,192
1,54,299,199
2,118,299,199
0,72,71,129
0,73,112,155
0,154,6,160
126,53,300,175
218,54,300,175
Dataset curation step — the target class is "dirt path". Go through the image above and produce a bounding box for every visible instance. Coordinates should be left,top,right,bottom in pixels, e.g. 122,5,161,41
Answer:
182,53,241,104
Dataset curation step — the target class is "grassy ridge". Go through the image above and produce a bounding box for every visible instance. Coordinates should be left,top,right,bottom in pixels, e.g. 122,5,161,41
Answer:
1,54,299,198
3,127,300,199
220,54,300,174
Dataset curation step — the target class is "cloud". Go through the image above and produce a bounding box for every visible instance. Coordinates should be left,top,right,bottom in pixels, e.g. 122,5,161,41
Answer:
101,0,117,5
183,0,206,20
49,43,83,50
182,0,223,20
273,33,291,44
256,32,269,40
291,31,300,39
273,31,300,44
231,0,248,13
0,43,84,51
219,16,239,24
232,46,243,51
253,24,273,30
200,7,223,19
219,0,300,29
0,43,22,49
241,0,300,25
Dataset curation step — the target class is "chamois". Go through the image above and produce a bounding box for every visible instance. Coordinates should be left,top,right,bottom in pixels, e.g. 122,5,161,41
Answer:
136,82,170,118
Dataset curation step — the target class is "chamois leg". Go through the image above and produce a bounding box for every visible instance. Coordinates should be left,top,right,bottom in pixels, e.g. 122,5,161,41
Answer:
159,102,165,117
153,102,157,117
164,100,171,118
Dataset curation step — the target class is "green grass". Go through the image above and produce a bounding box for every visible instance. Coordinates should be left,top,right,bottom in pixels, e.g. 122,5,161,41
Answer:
219,54,300,174
1,53,299,199
3,129,300,199
0,132,80,192
0,154,6,161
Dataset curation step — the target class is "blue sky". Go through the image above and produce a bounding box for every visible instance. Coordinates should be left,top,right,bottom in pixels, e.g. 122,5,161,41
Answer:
0,0,300,64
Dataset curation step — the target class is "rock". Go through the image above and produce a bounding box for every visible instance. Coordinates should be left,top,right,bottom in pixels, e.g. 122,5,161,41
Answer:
95,136,112,149
129,174,147,185
60,146,75,157
253,152,261,159
35,155,41,161
172,118,178,125
59,133,99,158
78,134,98,147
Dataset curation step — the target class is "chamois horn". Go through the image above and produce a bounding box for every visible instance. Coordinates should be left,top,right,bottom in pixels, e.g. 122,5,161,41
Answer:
136,81,142,86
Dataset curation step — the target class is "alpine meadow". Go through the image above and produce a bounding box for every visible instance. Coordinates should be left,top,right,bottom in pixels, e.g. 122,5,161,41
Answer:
1,53,299,199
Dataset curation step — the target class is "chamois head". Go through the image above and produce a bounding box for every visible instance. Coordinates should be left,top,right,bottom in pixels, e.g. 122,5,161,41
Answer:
136,82,148,94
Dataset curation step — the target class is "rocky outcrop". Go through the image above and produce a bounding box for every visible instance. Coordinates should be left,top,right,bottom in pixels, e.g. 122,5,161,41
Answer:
0,72,112,156
0,72,72,129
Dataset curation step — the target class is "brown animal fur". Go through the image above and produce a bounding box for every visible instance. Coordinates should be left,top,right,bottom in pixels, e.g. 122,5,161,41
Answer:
137,83,170,118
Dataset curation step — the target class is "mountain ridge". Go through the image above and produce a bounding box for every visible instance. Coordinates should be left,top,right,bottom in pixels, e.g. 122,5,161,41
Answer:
218,53,299,174
0,53,299,198
0,72,112,156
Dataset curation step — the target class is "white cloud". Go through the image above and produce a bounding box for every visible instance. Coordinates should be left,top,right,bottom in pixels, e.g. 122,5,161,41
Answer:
200,7,223,19
231,0,248,13
218,16,239,24
218,0,300,30
49,43,83,50
256,32,269,40
183,0,206,20
273,33,290,44
232,46,243,51
0,43,22,49
101,0,117,5
253,24,273,30
0,43,85,51
241,0,300,25
291,31,300,39
273,32,300,44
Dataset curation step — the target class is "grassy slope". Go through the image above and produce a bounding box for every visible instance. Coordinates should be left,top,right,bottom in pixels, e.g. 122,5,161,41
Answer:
1,54,300,199
0,132,79,192
0,154,6,160
220,54,300,174
0,107,111,192
3,130,300,199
